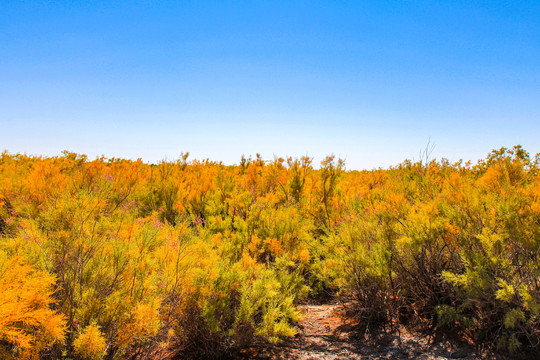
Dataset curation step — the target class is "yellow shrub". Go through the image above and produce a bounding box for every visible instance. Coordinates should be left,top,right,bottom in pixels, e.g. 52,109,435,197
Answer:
116,301,161,351
0,252,65,359
73,323,106,360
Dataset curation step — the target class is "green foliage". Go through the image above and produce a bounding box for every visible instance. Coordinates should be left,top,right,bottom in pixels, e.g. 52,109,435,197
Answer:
0,146,539,358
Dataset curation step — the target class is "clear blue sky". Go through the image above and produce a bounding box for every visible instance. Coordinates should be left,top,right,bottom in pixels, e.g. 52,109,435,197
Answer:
1,1,539,169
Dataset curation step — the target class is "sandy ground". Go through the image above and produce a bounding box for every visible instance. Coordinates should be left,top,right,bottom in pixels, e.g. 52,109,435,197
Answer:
243,303,509,360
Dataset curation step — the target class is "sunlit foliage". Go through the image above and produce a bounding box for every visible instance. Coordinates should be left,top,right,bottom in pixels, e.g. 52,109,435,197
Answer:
0,252,65,360
0,146,538,358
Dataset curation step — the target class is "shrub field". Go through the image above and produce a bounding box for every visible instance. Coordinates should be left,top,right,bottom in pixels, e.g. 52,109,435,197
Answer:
1,146,539,359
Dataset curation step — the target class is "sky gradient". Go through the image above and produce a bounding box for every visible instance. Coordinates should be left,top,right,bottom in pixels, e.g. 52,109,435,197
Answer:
1,1,539,169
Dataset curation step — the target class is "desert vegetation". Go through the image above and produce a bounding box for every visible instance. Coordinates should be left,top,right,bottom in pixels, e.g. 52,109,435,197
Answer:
0,146,539,359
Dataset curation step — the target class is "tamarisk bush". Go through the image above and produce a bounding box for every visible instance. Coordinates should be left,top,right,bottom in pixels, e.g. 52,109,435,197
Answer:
0,146,538,358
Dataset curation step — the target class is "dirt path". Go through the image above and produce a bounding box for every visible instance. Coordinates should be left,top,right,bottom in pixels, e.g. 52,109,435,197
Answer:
249,303,501,360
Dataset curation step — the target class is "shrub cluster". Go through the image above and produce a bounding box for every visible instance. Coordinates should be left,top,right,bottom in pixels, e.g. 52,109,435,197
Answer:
0,146,538,358
324,146,540,353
